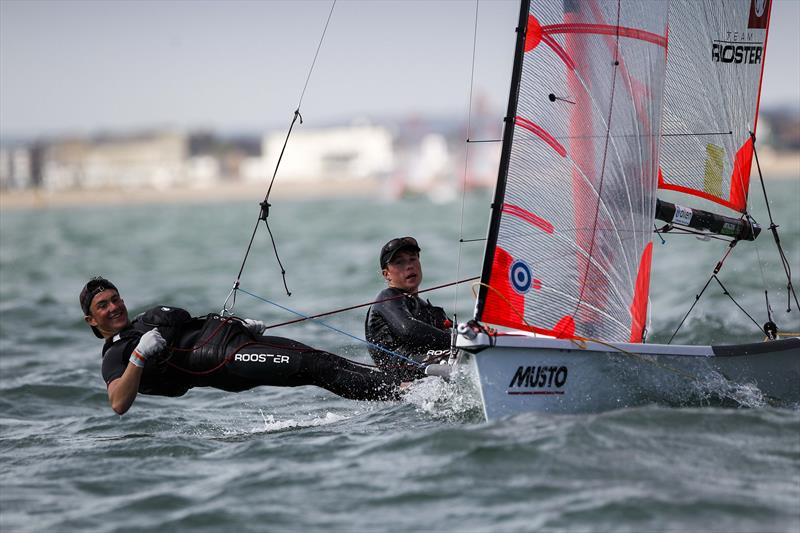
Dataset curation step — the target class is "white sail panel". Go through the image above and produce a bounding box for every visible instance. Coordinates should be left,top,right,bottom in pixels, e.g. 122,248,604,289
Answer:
659,0,771,212
477,0,668,342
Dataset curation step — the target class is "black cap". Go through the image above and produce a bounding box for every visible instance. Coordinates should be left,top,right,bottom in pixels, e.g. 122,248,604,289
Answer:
379,236,420,269
79,277,118,338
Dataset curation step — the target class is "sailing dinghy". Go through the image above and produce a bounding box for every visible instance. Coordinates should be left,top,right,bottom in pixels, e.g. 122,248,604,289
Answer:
446,0,799,419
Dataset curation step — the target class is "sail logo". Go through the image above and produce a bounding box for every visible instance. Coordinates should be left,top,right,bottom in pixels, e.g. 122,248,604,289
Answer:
507,365,568,395
711,41,763,64
509,260,533,294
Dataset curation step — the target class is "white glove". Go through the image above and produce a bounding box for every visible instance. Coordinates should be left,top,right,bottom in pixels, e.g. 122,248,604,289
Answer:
129,330,166,368
244,319,267,336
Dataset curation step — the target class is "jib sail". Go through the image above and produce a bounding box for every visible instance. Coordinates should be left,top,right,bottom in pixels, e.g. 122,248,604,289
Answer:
659,0,771,213
476,0,669,343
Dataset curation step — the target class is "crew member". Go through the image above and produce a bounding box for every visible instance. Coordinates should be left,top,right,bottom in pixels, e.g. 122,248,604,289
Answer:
364,237,452,381
81,277,401,415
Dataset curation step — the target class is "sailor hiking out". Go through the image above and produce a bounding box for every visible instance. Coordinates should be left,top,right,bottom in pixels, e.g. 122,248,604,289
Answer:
81,277,402,415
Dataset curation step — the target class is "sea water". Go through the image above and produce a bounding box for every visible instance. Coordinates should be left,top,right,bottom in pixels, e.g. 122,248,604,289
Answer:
1,180,798,532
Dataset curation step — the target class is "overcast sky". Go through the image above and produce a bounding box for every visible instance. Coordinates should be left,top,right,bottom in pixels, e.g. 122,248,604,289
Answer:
1,0,798,139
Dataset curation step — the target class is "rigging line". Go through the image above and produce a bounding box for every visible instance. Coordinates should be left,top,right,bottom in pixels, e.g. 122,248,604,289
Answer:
667,269,764,344
751,211,771,292
265,0,336,203
454,0,482,329
751,132,799,312
661,131,733,137
223,1,337,313
667,275,714,345
258,276,480,330
764,290,775,326
503,132,733,141
470,282,720,385
712,276,764,333
573,0,622,318
236,287,424,367
264,218,291,296
654,226,736,243
296,0,337,113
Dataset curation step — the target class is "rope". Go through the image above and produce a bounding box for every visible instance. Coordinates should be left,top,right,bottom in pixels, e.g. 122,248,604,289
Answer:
452,0,481,332
262,277,478,330
468,281,727,386
572,2,621,320
222,0,338,315
668,270,764,345
231,276,478,367
236,287,423,367
751,132,800,313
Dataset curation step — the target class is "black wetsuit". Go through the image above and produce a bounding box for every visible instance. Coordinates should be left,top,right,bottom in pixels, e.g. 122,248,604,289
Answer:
101,306,400,401
364,288,452,381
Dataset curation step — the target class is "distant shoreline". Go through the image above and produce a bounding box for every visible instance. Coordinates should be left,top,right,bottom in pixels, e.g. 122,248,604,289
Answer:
2,152,797,211
0,179,385,211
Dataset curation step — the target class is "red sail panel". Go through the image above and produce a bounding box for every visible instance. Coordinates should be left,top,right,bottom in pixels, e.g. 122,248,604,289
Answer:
629,242,653,342
477,0,668,343
659,0,771,213
482,246,577,339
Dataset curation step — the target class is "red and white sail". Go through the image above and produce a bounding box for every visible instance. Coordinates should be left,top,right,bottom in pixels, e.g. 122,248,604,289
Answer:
476,0,669,343
659,0,771,212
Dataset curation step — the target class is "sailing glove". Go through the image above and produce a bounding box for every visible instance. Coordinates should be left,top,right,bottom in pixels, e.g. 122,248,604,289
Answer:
244,319,267,336
129,330,166,368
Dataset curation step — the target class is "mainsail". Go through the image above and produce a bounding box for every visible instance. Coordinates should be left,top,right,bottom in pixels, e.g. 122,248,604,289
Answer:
476,0,669,343
659,0,771,213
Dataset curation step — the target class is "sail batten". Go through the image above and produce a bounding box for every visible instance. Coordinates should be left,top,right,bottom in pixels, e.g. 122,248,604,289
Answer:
476,0,669,343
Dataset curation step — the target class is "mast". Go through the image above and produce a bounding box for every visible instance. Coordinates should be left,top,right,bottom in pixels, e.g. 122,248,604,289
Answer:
474,0,531,322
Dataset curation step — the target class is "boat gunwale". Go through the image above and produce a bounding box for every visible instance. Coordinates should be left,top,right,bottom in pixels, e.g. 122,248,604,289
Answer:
456,332,800,358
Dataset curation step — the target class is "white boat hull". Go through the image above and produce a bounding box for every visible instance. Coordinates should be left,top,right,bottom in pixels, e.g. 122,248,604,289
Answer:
455,334,800,419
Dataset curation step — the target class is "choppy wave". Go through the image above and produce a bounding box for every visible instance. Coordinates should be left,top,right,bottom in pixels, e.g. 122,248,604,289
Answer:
2,188,799,532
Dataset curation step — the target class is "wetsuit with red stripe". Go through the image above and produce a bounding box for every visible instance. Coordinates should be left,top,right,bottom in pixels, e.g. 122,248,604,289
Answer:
101,307,400,401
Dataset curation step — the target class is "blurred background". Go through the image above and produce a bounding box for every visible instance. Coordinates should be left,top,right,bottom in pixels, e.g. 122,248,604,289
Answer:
1,0,797,205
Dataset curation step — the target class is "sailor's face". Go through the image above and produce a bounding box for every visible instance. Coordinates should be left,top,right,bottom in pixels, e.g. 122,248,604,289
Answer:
383,250,422,293
85,289,129,338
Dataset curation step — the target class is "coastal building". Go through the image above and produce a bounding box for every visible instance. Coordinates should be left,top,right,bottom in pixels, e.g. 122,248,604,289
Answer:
0,146,32,190
4,109,794,198
40,131,189,191
254,123,394,183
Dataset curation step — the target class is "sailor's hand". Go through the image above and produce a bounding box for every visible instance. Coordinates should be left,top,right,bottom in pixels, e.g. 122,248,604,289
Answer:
129,330,166,368
244,319,267,335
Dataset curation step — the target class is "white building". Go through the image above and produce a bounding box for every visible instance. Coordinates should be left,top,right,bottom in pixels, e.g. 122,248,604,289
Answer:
41,132,191,191
0,146,32,189
254,124,394,183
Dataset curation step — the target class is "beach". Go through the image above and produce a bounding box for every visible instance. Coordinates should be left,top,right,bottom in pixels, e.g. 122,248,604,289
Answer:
0,178,384,211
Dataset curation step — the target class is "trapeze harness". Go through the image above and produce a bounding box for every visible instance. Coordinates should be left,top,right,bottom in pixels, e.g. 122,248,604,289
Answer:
101,306,400,401
365,288,452,381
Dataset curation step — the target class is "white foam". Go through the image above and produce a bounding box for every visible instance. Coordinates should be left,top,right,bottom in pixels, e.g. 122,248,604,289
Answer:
249,409,349,434
699,371,768,408
402,370,483,420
